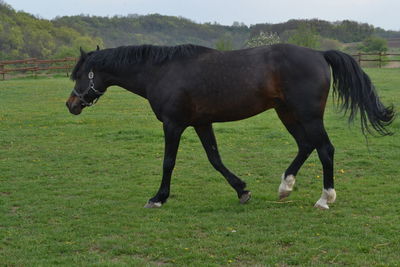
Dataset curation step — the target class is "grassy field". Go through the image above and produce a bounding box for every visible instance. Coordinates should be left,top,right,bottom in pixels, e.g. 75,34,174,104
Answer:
1,69,399,266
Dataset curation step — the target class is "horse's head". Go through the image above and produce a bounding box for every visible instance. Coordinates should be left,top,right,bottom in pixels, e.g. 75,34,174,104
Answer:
66,46,107,115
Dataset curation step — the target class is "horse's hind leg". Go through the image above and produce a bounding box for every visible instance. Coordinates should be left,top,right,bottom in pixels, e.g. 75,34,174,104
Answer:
276,106,315,199
194,124,251,204
302,119,336,209
276,107,336,209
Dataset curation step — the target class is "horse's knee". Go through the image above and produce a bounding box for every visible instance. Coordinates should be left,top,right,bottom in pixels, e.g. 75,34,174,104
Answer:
163,158,176,173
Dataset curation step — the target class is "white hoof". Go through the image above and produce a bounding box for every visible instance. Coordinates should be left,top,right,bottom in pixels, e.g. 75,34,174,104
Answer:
314,199,329,210
314,188,336,210
240,191,252,204
144,201,162,208
278,174,295,199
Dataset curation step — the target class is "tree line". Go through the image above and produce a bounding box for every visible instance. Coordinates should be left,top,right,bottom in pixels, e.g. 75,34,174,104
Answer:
1,0,398,60
0,1,102,60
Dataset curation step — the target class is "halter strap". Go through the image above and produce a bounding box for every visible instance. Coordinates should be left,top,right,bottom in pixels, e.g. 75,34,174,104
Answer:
72,71,105,107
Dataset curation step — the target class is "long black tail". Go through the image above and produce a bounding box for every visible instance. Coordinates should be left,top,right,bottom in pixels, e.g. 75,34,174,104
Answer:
323,50,395,136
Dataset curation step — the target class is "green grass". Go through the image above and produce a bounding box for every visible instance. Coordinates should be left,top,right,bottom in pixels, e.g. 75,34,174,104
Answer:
1,69,399,266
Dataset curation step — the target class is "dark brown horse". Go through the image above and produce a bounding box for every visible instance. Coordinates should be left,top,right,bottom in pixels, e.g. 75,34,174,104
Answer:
66,44,394,209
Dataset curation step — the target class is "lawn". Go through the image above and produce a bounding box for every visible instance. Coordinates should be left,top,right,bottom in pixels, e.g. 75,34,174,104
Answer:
1,69,399,266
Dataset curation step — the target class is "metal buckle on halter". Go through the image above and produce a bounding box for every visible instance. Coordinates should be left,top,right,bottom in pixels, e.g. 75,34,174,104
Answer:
72,70,104,107
88,71,104,96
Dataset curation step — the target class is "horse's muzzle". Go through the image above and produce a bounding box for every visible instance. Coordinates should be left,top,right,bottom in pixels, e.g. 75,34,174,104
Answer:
66,95,84,115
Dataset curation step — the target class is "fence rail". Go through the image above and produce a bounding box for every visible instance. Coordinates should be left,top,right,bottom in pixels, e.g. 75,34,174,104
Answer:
1,52,399,80
352,53,400,68
0,57,77,80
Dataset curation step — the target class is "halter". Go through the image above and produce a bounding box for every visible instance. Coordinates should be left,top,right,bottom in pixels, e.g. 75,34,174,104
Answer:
73,71,104,107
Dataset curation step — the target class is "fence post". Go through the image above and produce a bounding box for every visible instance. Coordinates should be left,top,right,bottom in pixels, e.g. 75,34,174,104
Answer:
0,64,4,80
65,58,69,77
33,58,38,78
358,52,361,66
379,52,382,68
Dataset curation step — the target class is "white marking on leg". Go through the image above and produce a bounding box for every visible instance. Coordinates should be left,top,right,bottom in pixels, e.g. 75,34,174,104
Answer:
314,188,336,210
278,173,295,199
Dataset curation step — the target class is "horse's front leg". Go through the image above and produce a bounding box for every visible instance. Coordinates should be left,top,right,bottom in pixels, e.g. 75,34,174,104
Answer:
144,122,186,208
194,124,251,203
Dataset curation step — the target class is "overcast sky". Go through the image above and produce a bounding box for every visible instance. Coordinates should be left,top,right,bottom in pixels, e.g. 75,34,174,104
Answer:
4,0,400,31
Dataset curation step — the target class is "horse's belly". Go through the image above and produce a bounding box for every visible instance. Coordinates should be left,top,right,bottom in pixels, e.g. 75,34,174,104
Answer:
190,96,275,124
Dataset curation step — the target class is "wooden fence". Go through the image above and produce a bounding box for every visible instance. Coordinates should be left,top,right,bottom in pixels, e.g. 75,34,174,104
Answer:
0,57,77,80
352,53,400,68
1,52,399,80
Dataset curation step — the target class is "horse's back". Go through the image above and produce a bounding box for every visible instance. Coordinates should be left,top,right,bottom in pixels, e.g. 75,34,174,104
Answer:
183,48,278,123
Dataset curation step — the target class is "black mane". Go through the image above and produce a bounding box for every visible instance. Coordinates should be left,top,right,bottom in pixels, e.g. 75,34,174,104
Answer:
71,44,213,80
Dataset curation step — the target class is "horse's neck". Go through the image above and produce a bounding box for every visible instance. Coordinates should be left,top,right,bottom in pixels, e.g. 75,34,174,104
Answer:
110,68,150,99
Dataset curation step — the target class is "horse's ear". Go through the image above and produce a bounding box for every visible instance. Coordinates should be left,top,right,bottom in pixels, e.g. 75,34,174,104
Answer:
96,45,100,51
80,47,87,58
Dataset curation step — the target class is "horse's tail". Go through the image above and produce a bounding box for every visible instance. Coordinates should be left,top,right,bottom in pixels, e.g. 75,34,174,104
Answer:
323,50,394,136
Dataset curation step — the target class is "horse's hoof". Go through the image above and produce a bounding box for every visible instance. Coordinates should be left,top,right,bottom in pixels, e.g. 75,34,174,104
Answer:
144,201,162,208
314,202,329,210
314,188,336,210
278,174,295,200
239,191,251,204
314,199,329,210
279,190,291,200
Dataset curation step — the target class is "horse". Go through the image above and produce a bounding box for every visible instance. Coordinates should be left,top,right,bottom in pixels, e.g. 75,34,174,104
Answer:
66,43,394,209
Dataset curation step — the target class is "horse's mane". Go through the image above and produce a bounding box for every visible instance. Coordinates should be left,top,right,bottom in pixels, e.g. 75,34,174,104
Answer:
71,44,213,80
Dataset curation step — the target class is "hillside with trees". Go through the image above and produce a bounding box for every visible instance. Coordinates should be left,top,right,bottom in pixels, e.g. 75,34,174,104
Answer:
52,14,249,50
1,0,399,60
251,19,375,43
251,19,400,42
0,1,102,60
